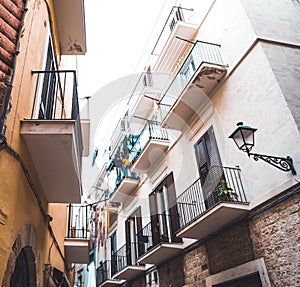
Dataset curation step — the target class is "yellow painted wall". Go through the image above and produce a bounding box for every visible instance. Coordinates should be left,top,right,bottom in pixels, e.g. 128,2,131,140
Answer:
0,0,74,285
47,203,69,271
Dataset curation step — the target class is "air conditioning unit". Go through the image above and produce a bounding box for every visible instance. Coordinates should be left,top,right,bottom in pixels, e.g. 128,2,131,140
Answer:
120,118,130,133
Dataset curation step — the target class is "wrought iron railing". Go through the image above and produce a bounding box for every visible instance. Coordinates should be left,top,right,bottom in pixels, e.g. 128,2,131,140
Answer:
66,204,89,239
136,213,182,259
137,222,153,254
106,133,140,191
114,166,139,191
127,72,174,105
160,41,226,110
111,243,141,276
176,166,248,229
151,6,194,56
130,120,169,164
96,260,110,285
111,244,127,276
31,70,83,170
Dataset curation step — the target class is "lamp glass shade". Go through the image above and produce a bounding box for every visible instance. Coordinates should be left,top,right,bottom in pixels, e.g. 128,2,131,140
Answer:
229,123,257,152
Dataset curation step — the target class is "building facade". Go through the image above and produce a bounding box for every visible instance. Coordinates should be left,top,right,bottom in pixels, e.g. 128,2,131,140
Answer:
0,0,91,286
94,1,300,287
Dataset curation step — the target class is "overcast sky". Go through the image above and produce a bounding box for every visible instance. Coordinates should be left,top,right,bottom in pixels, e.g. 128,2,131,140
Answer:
77,0,170,100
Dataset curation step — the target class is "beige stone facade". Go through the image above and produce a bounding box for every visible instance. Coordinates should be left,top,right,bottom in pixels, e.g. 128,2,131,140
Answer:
93,1,300,287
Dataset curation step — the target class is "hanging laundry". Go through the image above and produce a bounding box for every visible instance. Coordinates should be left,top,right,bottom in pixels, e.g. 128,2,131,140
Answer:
92,148,98,166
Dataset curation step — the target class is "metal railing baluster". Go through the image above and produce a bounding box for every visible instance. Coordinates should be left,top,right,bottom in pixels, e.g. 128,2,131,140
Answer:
175,166,248,229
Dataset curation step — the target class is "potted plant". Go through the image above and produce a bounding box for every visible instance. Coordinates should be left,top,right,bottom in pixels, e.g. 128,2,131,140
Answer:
213,179,238,201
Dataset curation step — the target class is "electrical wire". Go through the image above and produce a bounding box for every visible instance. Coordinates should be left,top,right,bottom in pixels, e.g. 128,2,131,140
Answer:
48,239,54,264
0,136,70,271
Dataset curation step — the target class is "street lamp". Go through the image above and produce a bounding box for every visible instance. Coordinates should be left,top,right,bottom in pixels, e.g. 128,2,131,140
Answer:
229,122,297,175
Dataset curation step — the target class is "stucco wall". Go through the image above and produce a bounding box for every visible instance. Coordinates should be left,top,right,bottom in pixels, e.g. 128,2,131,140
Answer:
261,43,300,133
0,0,74,285
241,0,300,45
0,0,26,132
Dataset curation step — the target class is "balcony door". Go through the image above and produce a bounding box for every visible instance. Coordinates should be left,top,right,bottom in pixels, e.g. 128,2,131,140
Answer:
195,126,223,208
111,232,117,276
149,173,181,245
125,207,142,265
37,38,57,120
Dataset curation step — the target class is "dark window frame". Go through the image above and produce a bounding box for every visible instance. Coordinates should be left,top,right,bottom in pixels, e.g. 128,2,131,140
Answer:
194,126,224,208
149,172,182,245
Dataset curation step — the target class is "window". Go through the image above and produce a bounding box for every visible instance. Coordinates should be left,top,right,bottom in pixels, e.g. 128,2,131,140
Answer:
195,127,224,208
182,57,195,81
143,66,153,87
125,207,143,265
146,268,159,287
149,173,181,245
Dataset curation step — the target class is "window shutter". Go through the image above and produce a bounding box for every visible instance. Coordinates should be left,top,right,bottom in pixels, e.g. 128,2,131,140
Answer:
166,173,182,243
149,192,160,246
135,208,143,257
196,127,223,207
125,218,132,265
39,40,57,119
110,232,117,275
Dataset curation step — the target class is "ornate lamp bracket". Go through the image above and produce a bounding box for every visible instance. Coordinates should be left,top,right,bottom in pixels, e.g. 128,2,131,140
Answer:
248,152,297,175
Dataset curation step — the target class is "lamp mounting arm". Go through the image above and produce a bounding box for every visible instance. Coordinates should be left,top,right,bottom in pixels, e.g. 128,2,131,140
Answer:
247,152,297,175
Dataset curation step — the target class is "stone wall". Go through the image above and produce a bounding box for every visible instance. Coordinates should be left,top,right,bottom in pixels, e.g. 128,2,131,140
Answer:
182,221,255,287
183,245,209,287
249,192,300,287
206,221,255,274
181,191,300,287
158,255,185,287
126,256,184,287
127,275,145,287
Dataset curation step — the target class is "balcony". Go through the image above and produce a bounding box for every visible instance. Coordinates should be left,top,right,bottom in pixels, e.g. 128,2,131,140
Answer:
130,120,170,173
96,261,124,287
111,244,147,281
176,166,249,240
160,41,228,131
136,220,184,266
109,166,140,203
128,72,174,123
64,204,90,264
107,201,120,227
152,6,197,74
53,0,86,55
20,70,83,203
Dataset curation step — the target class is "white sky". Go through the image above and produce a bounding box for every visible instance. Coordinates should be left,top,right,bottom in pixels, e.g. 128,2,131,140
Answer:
77,0,170,99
